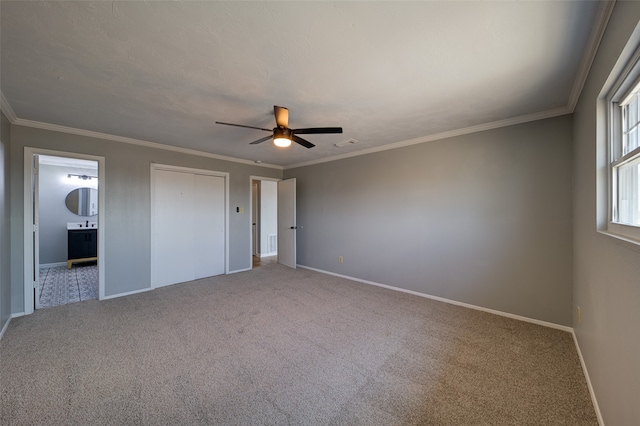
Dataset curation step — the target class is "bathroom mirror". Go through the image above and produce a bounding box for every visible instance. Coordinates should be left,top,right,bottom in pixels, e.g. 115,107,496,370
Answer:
65,187,98,216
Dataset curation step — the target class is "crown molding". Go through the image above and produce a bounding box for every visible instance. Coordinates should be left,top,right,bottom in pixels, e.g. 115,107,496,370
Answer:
284,105,572,170
567,0,616,112
0,92,18,123
3,92,281,169
12,118,283,170
3,100,575,173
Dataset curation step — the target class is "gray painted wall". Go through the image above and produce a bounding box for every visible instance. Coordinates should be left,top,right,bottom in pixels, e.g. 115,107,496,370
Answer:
10,126,281,312
1,112,11,331
39,163,98,265
285,115,573,326
573,1,640,424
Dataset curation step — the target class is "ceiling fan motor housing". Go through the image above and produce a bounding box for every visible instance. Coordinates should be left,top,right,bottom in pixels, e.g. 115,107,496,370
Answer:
274,127,292,139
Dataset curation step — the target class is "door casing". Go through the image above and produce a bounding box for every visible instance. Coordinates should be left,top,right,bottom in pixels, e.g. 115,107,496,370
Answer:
249,176,281,268
23,147,106,315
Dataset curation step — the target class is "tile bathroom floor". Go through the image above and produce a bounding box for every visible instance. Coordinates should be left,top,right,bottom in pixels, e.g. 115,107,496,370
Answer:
38,264,98,308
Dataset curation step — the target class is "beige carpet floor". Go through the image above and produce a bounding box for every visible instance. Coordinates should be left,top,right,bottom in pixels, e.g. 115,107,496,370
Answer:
1,264,597,425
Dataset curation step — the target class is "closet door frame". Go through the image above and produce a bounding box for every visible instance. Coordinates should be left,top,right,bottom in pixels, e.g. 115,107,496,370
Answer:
150,164,229,289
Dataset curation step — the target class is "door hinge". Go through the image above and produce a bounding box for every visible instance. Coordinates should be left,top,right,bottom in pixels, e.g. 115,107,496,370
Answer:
33,224,39,232
33,281,39,289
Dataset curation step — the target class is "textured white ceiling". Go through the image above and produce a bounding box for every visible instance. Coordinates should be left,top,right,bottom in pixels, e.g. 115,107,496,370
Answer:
1,1,604,167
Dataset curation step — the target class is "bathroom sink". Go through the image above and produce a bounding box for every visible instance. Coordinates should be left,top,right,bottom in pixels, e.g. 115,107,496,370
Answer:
67,222,97,230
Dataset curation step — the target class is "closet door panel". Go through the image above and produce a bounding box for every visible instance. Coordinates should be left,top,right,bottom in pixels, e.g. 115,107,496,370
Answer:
193,174,225,279
154,170,195,288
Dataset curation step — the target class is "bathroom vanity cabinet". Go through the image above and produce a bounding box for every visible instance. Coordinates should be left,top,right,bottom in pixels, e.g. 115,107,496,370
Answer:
67,228,97,269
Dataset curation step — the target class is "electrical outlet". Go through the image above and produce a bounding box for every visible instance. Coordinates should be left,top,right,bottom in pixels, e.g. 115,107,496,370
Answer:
577,306,581,323
338,256,343,264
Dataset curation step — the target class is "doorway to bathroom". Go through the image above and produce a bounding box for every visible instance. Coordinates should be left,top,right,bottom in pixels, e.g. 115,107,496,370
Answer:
23,148,105,315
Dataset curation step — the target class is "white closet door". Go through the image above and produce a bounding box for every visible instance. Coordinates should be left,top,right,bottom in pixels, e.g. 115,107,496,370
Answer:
153,170,225,288
154,170,196,287
193,174,225,279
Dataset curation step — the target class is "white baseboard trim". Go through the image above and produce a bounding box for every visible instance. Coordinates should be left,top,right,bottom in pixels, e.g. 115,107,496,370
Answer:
101,287,151,300
0,312,25,340
297,264,573,332
104,269,252,299
259,252,277,258
572,330,605,425
0,317,11,340
40,262,67,268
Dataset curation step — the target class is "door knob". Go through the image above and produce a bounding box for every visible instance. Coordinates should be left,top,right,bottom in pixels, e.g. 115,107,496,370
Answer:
290,226,297,229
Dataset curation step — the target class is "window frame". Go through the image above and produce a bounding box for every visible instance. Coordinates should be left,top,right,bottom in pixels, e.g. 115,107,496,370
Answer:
606,47,640,244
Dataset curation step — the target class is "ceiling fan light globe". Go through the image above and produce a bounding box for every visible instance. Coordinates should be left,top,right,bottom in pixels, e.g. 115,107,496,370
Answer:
273,137,292,148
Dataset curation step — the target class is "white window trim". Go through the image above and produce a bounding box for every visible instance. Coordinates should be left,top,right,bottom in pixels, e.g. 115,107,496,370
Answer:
604,40,640,245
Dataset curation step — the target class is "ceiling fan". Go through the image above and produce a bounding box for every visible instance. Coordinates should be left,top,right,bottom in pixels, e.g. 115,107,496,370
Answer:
216,106,343,149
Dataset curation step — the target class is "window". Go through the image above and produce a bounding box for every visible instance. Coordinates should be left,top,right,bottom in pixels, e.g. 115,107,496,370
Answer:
607,50,640,242
615,84,640,226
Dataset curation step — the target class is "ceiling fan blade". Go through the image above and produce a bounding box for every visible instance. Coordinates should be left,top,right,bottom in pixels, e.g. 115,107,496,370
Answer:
216,121,272,132
274,106,289,128
249,135,273,145
292,127,343,135
292,135,315,149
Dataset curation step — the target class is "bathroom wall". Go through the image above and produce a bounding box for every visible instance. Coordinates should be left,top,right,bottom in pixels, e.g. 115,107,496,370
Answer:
39,162,98,265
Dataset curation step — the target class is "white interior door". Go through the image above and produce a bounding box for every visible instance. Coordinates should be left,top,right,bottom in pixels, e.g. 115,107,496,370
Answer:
193,174,225,279
33,155,41,309
252,183,258,256
278,178,296,269
154,170,195,287
153,169,226,288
